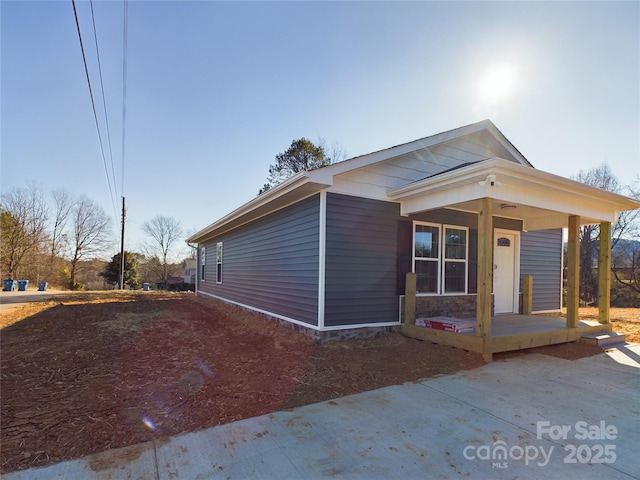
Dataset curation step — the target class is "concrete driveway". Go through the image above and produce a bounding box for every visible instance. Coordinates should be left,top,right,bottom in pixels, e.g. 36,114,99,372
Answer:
3,345,639,480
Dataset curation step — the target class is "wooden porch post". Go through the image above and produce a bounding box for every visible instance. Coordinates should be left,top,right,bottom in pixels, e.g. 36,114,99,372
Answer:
404,272,417,325
598,221,611,324
523,275,533,315
477,197,493,361
566,215,580,328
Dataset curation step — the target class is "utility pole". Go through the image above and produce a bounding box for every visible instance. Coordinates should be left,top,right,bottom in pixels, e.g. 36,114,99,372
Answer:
119,196,126,290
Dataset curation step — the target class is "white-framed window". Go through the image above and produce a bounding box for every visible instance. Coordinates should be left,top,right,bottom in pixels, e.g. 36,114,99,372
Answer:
443,225,468,294
414,222,440,294
200,247,206,281
216,242,223,284
413,222,468,295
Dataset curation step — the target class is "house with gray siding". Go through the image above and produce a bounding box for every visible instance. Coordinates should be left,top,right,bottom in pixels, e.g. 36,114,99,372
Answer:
187,120,639,345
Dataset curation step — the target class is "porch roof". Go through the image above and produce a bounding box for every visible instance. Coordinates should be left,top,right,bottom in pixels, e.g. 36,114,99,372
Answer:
387,157,640,230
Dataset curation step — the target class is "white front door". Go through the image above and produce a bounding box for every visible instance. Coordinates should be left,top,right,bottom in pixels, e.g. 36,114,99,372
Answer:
493,230,519,314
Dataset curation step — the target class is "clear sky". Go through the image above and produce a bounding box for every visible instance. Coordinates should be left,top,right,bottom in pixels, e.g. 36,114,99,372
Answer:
2,1,639,258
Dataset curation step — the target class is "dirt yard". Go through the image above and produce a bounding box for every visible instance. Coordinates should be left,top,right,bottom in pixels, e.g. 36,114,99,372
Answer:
1,292,634,474
570,307,640,343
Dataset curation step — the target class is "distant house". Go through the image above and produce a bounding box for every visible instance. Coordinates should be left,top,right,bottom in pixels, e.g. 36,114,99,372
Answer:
183,258,197,285
187,120,639,356
155,276,184,291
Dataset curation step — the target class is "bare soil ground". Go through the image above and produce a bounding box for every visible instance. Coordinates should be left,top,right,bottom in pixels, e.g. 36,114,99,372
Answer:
569,307,640,343
1,292,634,473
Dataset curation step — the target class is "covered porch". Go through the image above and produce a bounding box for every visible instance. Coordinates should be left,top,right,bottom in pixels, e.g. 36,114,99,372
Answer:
402,313,610,358
392,158,639,360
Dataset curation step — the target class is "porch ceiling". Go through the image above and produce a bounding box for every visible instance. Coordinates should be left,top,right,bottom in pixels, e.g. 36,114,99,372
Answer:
387,158,640,230
445,199,590,231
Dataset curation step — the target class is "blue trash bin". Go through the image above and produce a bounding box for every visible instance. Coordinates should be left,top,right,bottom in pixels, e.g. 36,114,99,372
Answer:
3,279,16,291
143,283,150,291
38,282,49,291
18,280,29,291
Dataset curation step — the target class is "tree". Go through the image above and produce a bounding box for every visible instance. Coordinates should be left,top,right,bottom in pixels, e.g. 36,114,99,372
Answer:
0,184,49,279
101,251,141,289
611,178,640,297
572,163,639,304
142,216,183,289
68,196,112,289
138,255,163,285
318,137,348,165
259,138,333,194
49,188,73,278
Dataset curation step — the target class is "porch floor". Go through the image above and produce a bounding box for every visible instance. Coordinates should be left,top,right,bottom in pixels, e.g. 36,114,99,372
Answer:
461,314,602,337
402,313,611,357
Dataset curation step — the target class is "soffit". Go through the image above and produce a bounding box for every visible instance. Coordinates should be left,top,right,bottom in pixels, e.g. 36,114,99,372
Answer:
388,158,640,229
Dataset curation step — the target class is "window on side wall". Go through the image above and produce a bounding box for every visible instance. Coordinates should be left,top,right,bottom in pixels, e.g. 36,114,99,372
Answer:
216,242,223,284
200,247,206,281
413,222,468,295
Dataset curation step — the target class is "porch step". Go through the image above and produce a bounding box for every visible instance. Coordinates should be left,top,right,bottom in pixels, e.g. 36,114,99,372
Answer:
580,332,626,348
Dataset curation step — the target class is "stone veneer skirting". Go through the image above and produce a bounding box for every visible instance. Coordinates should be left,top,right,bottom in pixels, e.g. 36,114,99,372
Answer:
415,294,494,319
266,314,399,343
206,296,398,343
199,293,399,343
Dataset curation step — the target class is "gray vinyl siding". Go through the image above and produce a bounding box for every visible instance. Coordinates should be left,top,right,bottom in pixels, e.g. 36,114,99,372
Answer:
324,193,401,326
520,229,563,311
198,194,320,325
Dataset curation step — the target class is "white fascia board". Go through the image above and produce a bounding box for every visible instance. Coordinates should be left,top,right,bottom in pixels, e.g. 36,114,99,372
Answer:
389,158,640,222
187,172,326,243
489,183,621,223
397,181,488,215
311,120,495,178
494,160,640,211
484,122,532,167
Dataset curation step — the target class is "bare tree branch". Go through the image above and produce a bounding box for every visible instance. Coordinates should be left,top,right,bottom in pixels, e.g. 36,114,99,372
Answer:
572,163,640,304
50,188,73,276
142,216,183,289
0,184,49,279
68,196,112,289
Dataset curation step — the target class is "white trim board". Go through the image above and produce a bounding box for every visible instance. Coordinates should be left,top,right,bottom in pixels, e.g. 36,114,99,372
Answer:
197,290,400,332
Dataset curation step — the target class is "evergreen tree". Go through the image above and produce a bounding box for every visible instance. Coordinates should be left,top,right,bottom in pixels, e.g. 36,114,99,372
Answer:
101,251,142,289
259,138,332,194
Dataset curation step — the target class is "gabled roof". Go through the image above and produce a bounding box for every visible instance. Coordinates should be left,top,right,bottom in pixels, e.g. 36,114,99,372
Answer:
187,120,638,243
308,119,532,183
188,120,524,243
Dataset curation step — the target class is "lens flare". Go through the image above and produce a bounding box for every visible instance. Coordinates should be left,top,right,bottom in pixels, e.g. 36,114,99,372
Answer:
195,358,216,379
179,370,204,393
141,416,157,431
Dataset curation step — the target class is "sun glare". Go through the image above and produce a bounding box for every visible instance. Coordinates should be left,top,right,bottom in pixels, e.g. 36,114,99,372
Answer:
478,64,517,103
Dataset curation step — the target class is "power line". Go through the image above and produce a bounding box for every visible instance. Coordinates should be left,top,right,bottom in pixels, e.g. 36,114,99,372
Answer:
89,0,119,200
71,0,119,220
121,0,129,197
119,1,129,290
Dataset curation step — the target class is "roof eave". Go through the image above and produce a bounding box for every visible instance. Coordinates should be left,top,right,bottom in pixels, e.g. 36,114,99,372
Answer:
187,172,331,244
387,157,640,212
